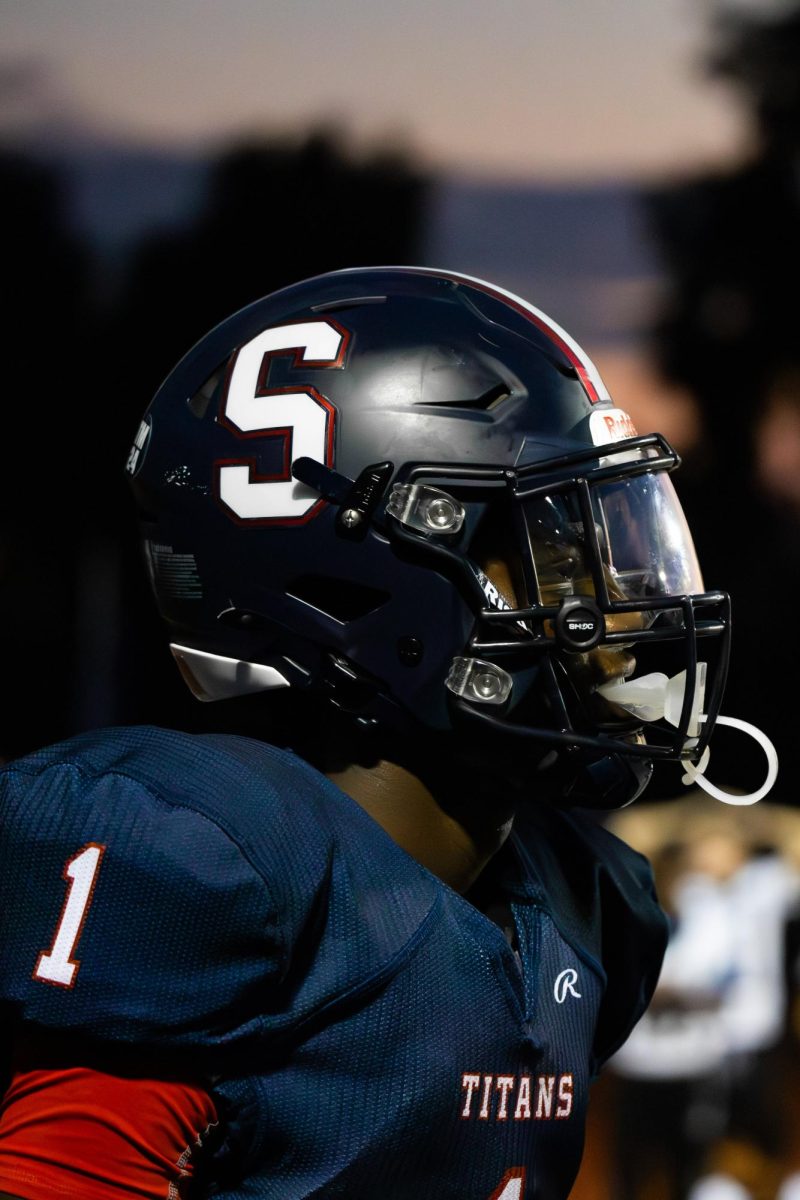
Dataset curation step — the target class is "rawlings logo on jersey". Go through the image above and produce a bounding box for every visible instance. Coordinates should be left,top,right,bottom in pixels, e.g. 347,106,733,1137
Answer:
460,1072,574,1121
553,968,582,1003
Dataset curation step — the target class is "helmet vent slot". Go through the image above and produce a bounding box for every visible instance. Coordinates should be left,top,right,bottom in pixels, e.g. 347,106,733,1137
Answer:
187,367,225,419
288,575,390,622
311,295,387,313
426,383,511,411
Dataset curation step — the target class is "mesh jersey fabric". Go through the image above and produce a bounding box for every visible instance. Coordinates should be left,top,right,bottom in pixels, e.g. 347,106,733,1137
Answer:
0,726,668,1199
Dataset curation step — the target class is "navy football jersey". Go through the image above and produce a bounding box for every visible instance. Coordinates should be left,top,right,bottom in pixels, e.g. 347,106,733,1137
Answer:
0,726,667,1198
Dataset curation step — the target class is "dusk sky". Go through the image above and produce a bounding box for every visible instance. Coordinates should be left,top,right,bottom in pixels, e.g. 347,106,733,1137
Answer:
2,0,793,181
5,0,797,451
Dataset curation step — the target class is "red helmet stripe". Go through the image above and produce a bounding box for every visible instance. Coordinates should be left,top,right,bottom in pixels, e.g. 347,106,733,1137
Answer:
422,267,609,405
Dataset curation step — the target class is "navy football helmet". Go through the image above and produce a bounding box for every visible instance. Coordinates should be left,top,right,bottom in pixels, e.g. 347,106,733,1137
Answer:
127,266,731,808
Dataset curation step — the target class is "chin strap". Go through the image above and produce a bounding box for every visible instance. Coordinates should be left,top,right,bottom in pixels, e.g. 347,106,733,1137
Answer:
681,715,779,806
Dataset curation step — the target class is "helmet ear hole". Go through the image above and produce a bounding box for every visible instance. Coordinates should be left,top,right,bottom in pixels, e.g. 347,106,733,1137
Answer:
288,575,391,623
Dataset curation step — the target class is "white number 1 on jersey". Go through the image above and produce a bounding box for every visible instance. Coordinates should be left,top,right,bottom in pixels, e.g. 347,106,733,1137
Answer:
35,843,105,988
490,1169,526,1199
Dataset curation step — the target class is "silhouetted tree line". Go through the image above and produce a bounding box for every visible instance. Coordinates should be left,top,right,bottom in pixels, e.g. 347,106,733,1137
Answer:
0,130,428,759
642,4,800,798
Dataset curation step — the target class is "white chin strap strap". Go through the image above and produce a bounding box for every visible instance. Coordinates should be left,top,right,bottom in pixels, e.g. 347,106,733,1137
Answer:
596,668,779,806
681,715,779,806
169,645,779,806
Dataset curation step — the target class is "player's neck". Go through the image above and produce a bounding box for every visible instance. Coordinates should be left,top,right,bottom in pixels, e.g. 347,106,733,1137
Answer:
325,759,515,894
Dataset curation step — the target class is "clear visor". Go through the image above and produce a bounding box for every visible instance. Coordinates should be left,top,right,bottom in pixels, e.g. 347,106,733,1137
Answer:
526,470,704,609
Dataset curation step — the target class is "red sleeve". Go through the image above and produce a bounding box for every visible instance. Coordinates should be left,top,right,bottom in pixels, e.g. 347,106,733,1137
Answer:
0,1046,218,1200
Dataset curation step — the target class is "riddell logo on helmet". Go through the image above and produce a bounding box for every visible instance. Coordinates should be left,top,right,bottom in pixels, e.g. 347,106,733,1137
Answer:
480,576,510,612
589,408,638,445
476,571,528,634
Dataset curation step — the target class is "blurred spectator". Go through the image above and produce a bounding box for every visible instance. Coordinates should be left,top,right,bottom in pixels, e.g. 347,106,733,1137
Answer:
605,795,800,1200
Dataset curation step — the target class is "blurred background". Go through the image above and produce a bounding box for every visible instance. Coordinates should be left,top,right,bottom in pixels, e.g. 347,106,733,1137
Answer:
3,0,800,1194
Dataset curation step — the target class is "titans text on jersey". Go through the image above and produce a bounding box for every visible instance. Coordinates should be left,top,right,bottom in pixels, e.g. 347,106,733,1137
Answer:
460,1072,574,1122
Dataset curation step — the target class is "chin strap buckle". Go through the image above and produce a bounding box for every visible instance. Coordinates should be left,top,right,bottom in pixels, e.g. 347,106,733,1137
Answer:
292,457,394,539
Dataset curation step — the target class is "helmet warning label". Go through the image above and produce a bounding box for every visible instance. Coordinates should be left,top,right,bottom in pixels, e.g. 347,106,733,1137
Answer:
145,542,203,601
